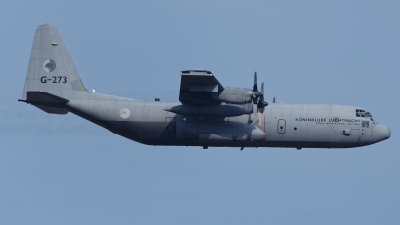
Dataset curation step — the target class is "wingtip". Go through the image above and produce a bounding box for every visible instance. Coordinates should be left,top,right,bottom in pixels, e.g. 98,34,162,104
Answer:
38,23,57,29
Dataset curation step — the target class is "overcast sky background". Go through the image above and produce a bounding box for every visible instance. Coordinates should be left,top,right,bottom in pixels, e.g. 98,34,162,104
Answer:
0,0,399,224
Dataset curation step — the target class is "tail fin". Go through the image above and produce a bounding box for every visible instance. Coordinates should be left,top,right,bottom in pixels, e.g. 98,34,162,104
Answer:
21,24,87,103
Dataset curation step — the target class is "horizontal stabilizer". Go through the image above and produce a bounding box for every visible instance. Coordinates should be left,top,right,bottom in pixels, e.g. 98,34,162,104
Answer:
18,91,69,114
21,91,69,104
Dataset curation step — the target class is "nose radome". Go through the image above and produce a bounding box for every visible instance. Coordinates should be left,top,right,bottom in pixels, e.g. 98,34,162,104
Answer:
373,124,391,143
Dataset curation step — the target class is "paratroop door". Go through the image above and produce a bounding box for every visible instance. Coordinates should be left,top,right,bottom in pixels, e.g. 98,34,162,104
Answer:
277,119,286,134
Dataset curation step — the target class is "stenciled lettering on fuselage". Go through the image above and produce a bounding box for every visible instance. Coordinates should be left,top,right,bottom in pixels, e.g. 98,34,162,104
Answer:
295,118,361,126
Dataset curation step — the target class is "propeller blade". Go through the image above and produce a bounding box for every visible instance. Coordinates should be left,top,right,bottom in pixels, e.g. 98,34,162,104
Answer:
258,111,264,126
252,71,261,102
257,82,268,112
258,83,265,126
261,82,264,96
252,71,259,117
253,71,258,93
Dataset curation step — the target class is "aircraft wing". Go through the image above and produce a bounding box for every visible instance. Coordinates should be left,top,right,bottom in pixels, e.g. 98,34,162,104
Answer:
179,70,224,105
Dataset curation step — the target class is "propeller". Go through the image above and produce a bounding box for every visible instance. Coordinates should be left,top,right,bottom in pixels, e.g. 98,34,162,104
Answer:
251,72,268,119
252,72,262,117
258,82,268,112
258,82,268,125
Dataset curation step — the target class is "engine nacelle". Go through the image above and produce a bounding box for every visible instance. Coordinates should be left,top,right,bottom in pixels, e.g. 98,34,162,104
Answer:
213,87,253,104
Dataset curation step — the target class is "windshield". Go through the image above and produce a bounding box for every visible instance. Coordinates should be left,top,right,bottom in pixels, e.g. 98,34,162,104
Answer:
356,109,373,118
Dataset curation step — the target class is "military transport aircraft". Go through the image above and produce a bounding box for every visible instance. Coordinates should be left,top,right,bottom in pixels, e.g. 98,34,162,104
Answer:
19,24,391,150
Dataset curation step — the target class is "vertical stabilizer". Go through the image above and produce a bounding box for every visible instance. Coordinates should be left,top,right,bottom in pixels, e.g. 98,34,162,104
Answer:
21,24,87,101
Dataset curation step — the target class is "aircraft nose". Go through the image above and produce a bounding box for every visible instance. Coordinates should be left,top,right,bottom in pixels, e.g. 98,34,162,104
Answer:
251,127,265,141
373,124,391,143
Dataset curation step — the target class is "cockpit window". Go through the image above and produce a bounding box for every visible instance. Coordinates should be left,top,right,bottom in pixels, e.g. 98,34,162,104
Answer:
365,112,373,117
356,109,373,118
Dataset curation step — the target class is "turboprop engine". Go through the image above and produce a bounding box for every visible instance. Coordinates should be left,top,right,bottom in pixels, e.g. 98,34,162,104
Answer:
176,70,268,118
213,72,268,117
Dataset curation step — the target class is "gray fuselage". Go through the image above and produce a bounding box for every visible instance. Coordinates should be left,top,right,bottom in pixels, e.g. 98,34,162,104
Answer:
64,92,390,149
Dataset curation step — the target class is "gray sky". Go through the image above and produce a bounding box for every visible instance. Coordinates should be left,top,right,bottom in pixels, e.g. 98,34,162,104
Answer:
1,0,399,224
